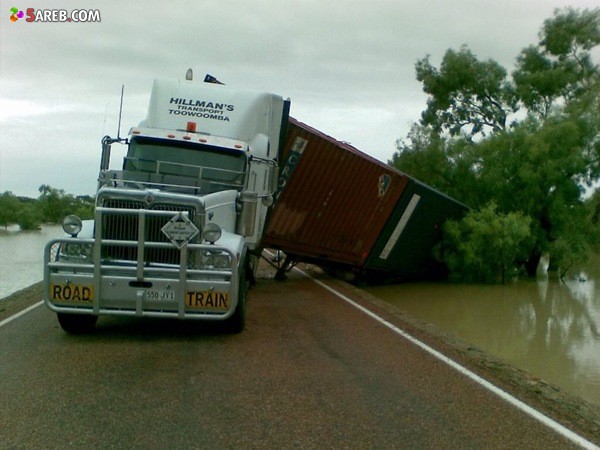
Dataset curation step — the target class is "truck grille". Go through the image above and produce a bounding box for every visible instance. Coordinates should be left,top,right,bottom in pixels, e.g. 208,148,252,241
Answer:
101,199,197,264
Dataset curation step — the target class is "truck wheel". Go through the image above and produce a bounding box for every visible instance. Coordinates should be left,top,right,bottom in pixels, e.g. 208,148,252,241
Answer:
226,260,248,333
57,313,98,334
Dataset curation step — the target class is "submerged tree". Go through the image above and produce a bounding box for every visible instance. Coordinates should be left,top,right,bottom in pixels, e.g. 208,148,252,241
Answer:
443,203,532,283
37,185,94,223
0,192,20,229
0,187,94,230
391,7,600,281
16,203,43,230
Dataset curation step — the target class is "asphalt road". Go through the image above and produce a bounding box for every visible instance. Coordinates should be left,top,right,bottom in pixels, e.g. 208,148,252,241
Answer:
1,267,596,449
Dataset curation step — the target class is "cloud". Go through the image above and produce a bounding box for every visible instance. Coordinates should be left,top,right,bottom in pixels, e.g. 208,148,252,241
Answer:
0,99,70,121
1,0,599,196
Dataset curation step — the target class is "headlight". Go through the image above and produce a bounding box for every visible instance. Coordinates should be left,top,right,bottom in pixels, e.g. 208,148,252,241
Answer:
212,252,231,269
203,223,222,243
62,215,82,237
59,242,93,264
200,249,231,269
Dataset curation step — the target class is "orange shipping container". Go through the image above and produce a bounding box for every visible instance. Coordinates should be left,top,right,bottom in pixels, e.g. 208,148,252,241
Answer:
262,118,409,268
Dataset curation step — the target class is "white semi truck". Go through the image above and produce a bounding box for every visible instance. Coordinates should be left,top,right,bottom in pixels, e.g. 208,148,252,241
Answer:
43,71,289,333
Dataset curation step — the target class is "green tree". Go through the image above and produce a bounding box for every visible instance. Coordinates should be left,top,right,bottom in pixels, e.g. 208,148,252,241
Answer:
443,203,532,283
69,195,95,220
390,124,481,206
38,184,65,223
391,7,600,281
513,8,600,117
0,188,93,230
416,46,517,138
16,203,43,230
513,45,576,118
420,114,596,277
37,184,87,223
589,189,600,226
0,191,20,228
416,8,599,137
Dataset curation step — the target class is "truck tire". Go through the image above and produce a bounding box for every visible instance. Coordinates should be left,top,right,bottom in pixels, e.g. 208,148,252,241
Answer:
226,259,248,333
57,313,98,334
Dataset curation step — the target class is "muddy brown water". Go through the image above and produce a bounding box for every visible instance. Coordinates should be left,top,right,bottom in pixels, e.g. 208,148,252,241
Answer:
366,255,600,407
0,225,63,299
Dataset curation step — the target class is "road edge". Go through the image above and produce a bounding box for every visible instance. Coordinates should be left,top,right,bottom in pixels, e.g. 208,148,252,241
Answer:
298,266,600,448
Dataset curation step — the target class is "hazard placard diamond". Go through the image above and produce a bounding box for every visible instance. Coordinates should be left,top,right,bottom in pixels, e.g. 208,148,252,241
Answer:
161,212,199,249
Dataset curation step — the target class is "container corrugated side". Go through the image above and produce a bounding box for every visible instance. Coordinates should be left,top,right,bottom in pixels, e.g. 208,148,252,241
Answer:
262,118,409,267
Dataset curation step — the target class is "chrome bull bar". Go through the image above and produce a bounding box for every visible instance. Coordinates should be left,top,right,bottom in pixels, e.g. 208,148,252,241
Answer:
43,207,238,320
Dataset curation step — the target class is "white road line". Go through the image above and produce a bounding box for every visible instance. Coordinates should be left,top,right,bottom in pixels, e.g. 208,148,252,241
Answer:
0,300,44,329
294,266,599,450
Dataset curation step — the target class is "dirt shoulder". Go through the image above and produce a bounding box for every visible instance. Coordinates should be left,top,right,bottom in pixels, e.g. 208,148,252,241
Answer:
0,282,44,323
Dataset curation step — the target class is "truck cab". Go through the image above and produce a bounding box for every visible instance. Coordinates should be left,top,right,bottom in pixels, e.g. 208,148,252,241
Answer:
43,73,289,333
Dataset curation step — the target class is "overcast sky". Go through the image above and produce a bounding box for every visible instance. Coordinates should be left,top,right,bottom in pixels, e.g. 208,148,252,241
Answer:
1,0,598,197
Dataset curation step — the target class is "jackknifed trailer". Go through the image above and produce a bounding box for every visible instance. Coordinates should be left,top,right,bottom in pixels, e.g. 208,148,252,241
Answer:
262,117,467,282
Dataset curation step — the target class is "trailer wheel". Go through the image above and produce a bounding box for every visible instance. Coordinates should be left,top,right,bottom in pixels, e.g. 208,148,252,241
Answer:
57,313,98,334
226,259,248,333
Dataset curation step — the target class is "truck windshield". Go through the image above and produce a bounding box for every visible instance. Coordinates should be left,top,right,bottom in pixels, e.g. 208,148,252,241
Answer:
124,137,247,188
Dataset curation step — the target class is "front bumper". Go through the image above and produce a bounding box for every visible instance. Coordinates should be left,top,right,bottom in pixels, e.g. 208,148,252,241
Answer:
43,237,239,320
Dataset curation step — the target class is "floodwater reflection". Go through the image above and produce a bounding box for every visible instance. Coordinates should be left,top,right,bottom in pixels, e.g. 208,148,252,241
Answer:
366,258,600,406
0,225,63,299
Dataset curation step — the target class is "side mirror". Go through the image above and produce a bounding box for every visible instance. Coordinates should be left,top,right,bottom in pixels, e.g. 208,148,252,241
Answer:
236,192,258,237
270,166,280,195
100,137,112,171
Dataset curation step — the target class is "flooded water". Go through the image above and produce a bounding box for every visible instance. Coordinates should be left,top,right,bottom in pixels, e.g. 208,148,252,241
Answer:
0,225,64,299
366,256,600,407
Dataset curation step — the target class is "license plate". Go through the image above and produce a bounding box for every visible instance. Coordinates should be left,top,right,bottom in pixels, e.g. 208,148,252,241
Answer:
186,291,230,310
50,284,94,303
145,290,175,301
